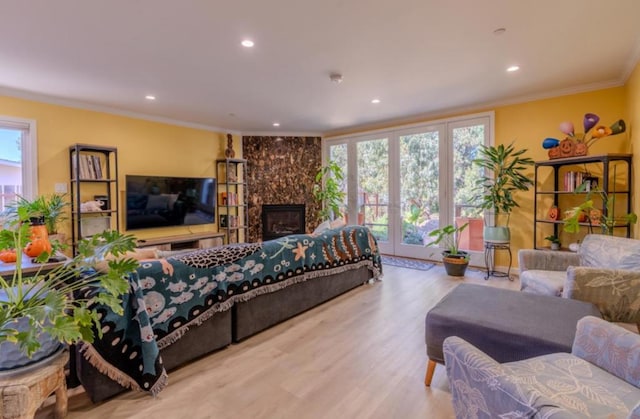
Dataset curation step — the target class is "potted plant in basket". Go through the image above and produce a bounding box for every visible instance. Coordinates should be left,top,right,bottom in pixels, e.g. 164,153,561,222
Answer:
472,142,535,244
0,198,137,370
426,222,469,276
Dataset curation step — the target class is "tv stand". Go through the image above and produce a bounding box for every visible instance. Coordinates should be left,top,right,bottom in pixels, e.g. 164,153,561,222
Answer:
136,232,225,251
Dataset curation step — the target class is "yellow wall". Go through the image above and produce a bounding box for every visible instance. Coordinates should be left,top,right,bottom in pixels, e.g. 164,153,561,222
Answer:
626,60,640,237
493,87,628,263
0,95,240,241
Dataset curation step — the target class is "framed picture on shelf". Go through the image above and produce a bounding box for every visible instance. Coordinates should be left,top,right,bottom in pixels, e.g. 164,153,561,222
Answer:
219,215,228,228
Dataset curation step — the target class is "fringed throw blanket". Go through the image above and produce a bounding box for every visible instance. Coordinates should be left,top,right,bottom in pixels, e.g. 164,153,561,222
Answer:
81,225,382,396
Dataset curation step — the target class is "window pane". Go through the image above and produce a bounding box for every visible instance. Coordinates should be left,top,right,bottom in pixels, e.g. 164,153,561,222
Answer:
0,128,23,210
452,124,485,251
357,138,388,241
400,131,439,246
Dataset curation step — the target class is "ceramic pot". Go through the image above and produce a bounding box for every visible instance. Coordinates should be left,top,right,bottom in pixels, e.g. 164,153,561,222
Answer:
483,226,510,244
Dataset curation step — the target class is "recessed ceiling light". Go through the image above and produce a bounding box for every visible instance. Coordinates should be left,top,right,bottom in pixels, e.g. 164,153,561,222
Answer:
273,122,280,127
145,95,156,100
371,98,381,104
506,65,520,72
241,39,254,48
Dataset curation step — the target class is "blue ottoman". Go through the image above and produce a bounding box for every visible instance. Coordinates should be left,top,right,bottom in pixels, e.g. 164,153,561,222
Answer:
424,283,602,385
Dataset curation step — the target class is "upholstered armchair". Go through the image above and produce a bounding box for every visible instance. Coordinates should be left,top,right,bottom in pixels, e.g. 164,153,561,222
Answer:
444,316,640,418
519,234,640,332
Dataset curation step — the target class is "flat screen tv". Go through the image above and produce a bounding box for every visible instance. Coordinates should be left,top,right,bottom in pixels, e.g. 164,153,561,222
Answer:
125,175,216,230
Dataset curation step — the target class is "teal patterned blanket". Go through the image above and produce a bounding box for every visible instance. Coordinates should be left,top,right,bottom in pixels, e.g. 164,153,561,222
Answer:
80,225,382,396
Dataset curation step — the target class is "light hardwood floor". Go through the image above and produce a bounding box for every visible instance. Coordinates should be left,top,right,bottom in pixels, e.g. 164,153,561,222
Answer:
38,264,520,419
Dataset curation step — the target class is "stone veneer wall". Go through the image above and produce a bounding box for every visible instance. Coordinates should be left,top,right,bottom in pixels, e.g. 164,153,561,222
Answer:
243,136,322,242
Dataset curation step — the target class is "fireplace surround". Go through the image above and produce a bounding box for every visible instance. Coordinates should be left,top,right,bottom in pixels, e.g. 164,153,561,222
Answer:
262,204,305,241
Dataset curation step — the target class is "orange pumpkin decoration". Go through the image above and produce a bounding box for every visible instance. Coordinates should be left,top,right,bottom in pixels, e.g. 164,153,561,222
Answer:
0,249,17,263
23,221,53,258
24,238,52,258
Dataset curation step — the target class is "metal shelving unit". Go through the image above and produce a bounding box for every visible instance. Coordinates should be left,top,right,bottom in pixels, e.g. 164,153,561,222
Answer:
216,158,248,244
533,153,632,249
69,144,119,254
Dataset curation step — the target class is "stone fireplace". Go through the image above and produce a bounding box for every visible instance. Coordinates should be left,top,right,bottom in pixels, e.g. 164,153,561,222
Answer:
262,204,306,241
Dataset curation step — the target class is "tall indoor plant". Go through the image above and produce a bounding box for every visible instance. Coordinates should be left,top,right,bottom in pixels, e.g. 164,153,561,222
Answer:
473,142,535,243
0,198,137,368
313,160,346,221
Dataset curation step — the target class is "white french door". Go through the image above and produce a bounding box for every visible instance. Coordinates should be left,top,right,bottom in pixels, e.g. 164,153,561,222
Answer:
325,112,493,265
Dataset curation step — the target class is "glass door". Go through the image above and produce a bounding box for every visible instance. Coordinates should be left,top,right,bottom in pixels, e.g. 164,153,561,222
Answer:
394,127,442,259
324,112,493,265
357,137,392,254
448,118,488,266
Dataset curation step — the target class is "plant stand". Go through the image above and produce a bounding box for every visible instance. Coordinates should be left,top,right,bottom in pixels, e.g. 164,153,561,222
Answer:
0,347,68,419
484,242,513,280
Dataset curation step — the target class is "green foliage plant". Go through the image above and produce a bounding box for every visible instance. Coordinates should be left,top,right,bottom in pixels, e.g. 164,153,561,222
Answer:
425,222,469,257
0,199,138,357
6,194,69,234
544,235,561,244
313,160,346,221
472,142,535,224
563,183,637,235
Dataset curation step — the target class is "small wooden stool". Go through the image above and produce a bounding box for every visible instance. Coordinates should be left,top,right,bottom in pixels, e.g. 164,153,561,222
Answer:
0,348,68,419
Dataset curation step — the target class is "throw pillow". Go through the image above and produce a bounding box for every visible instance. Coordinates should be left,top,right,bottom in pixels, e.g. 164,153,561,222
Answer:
313,220,331,234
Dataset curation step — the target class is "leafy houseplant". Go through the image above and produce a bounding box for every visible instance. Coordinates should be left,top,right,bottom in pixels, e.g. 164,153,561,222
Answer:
8,194,69,235
313,160,346,221
0,200,137,364
473,142,535,244
426,222,469,276
544,235,561,250
563,183,637,235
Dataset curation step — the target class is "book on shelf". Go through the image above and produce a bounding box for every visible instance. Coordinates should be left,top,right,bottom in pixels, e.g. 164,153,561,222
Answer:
563,171,595,192
92,155,103,179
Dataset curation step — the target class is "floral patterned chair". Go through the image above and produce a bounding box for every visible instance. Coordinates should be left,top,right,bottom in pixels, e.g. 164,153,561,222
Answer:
519,234,640,332
444,316,640,418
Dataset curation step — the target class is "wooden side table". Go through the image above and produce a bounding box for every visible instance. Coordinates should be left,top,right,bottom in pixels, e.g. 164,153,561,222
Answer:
0,348,68,419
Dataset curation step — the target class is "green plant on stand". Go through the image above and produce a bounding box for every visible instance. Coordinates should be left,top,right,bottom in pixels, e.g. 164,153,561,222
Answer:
426,222,469,276
0,198,138,369
313,160,346,221
473,142,535,244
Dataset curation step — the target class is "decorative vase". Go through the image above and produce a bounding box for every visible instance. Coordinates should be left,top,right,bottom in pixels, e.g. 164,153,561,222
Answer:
483,226,510,244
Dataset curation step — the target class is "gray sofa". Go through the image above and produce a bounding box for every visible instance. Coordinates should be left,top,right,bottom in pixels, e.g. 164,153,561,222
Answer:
75,226,381,402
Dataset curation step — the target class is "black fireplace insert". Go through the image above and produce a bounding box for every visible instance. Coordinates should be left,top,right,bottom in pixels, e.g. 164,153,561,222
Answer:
262,204,306,241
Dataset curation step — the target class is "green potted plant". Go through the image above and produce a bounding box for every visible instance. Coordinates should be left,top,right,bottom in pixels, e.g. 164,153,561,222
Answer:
0,198,137,369
313,160,346,221
6,193,70,245
544,234,561,250
563,184,637,235
473,142,535,244
425,222,469,276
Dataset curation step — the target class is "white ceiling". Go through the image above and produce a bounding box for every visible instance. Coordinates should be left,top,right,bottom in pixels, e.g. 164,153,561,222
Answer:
1,0,639,136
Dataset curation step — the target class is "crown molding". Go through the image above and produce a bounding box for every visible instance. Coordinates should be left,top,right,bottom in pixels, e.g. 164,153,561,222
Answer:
241,131,322,137
323,79,624,137
0,86,240,135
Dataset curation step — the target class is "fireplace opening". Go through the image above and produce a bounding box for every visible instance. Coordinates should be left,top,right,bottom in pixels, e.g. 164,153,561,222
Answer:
262,204,305,241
